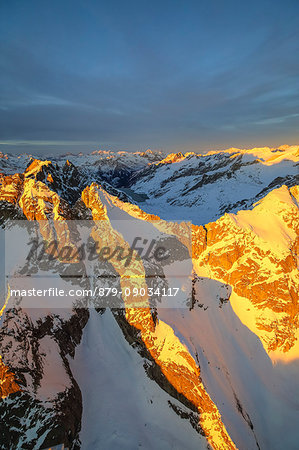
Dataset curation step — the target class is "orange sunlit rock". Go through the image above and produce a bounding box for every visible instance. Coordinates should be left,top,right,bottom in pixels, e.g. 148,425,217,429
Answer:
82,183,237,450
0,357,20,399
99,181,299,358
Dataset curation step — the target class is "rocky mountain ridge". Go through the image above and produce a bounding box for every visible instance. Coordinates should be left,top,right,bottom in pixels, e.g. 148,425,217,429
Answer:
0,145,298,449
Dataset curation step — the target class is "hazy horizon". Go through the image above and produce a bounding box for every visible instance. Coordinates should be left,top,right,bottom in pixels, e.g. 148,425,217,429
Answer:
0,139,298,157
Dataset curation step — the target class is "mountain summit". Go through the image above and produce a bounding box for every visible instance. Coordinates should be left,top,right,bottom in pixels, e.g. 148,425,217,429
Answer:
0,145,298,449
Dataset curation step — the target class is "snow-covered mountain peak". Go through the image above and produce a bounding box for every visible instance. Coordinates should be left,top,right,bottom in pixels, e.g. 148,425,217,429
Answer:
0,144,298,449
205,144,299,165
228,184,299,259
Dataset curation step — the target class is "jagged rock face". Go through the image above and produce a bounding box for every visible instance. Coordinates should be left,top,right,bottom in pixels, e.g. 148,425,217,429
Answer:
97,182,299,357
0,146,298,224
0,146,298,449
23,159,88,205
81,184,236,450
192,185,299,355
0,173,24,204
0,173,26,222
0,164,91,448
0,162,77,224
0,358,20,398
0,306,89,449
57,149,166,187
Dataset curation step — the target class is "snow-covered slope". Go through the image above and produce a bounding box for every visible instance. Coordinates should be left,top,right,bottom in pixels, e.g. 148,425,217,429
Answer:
0,145,298,450
192,184,299,358
1,145,298,224
69,309,208,450
54,149,166,188
102,180,298,359
76,180,299,449
158,277,299,450
127,145,299,224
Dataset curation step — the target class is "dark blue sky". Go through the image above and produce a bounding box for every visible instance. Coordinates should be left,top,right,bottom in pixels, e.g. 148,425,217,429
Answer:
1,0,299,154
